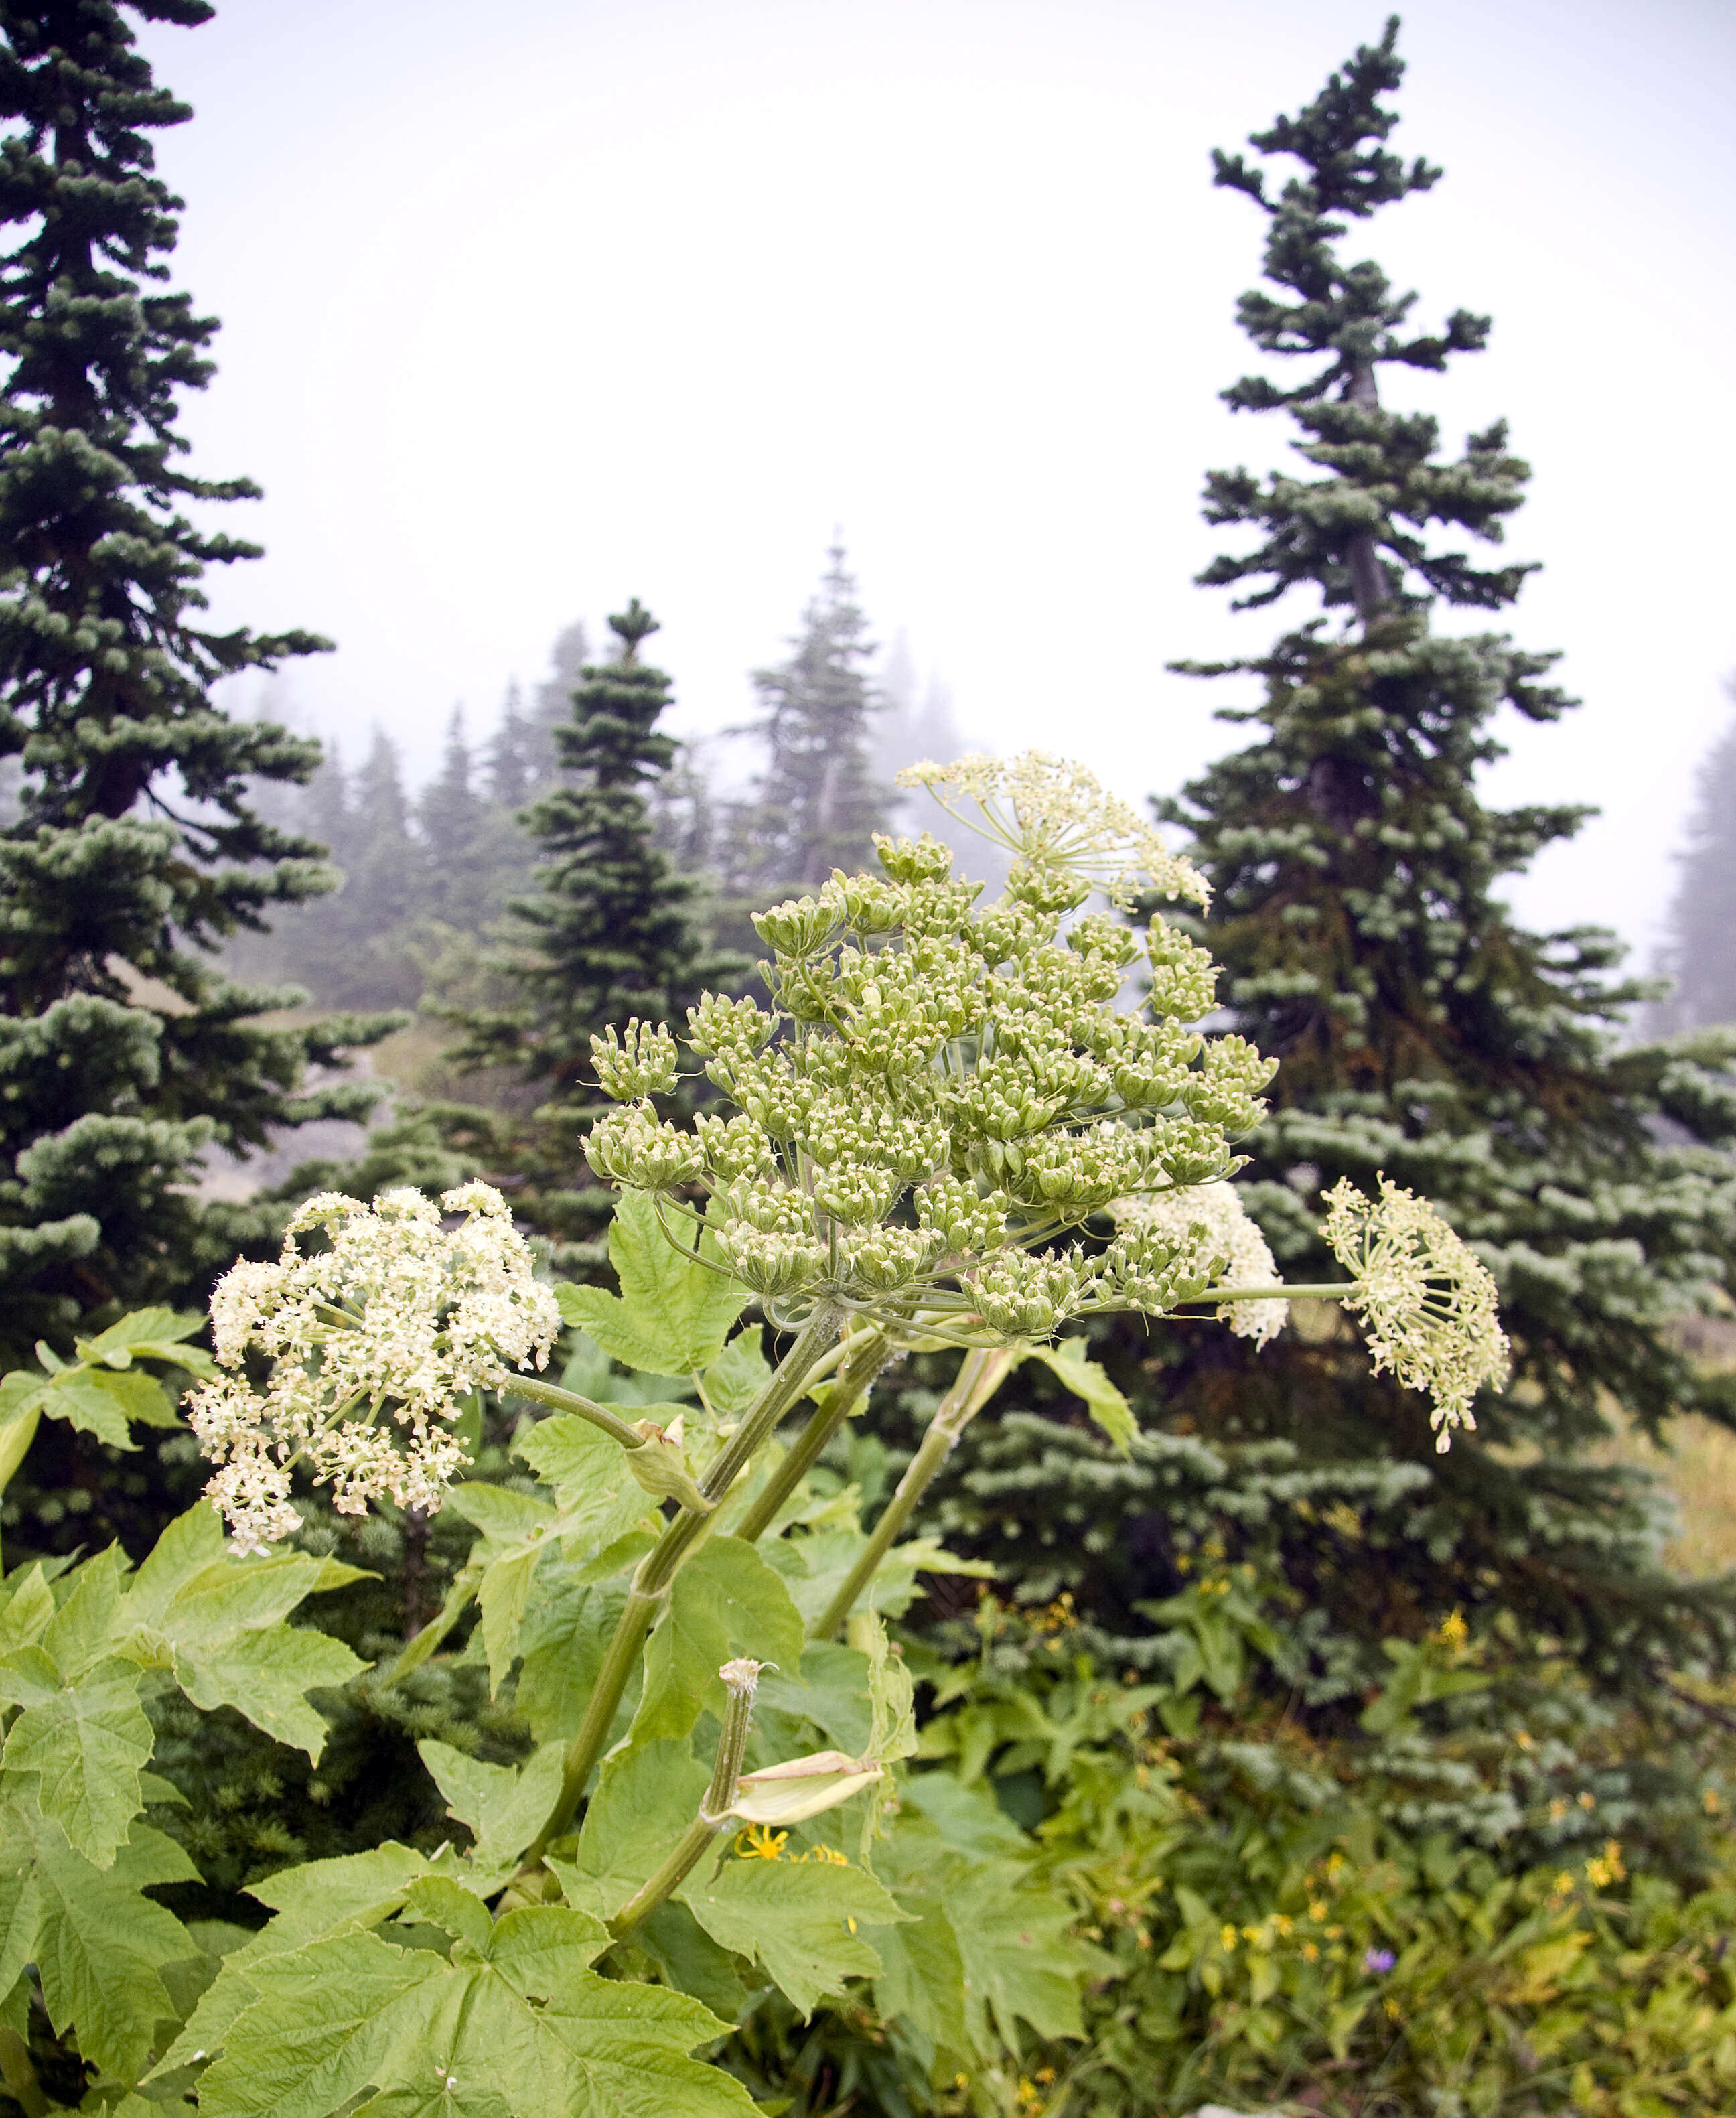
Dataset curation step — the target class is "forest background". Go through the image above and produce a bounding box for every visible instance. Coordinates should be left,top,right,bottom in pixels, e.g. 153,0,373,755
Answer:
3,3,1736,2117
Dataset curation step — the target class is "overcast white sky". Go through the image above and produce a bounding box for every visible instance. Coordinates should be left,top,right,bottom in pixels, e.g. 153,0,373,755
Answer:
138,0,1735,955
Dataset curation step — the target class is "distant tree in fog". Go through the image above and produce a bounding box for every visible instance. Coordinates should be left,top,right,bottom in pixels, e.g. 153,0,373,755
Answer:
723,543,893,902
1654,683,1736,1033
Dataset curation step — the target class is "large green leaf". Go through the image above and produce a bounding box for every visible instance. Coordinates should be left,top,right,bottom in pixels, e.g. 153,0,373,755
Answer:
632,1539,804,1745
198,1904,756,2118
0,1825,40,2000
44,1545,129,1673
678,1852,907,2019
0,1567,55,1655
768,1523,991,1632
115,1506,368,1758
870,1898,972,2072
512,1416,656,1555
700,1331,769,1415
1028,1340,1136,1455
755,1642,875,1758
174,1626,366,1760
153,1842,441,2077
556,1738,708,1921
555,1192,744,1376
445,1486,559,1693
889,1776,1102,2050
25,1814,199,2082
633,1902,747,2021
0,1647,152,1867
48,1368,175,1448
125,1505,368,1642
78,1305,215,1382
514,1577,638,1746
418,1742,566,1876
194,1925,435,2118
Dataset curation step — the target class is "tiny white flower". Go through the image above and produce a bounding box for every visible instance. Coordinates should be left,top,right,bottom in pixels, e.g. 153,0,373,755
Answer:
190,1183,560,1553
1114,1182,1289,1346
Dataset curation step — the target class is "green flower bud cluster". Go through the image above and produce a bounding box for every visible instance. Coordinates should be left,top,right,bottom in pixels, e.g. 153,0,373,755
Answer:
583,753,1271,1345
589,1019,681,1100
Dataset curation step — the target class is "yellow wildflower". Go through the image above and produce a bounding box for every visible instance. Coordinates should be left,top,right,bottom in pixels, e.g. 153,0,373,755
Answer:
736,1823,788,1861
1437,1609,1469,1655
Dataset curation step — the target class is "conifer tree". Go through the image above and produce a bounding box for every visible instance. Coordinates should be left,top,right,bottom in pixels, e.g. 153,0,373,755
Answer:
724,544,892,905
0,0,394,1354
449,602,729,1245
1654,685,1736,1034
911,21,1736,1764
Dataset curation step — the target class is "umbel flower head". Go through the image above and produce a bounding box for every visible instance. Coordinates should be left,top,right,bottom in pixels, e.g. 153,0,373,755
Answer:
190,1184,560,1553
897,750,1210,912
1115,1180,1289,1348
1321,1174,1510,1448
585,752,1274,1345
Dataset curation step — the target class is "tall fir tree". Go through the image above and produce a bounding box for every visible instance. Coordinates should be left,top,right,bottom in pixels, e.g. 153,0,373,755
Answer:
723,543,893,910
0,0,397,1357
898,20,1736,1853
449,601,730,1248
1654,684,1736,1035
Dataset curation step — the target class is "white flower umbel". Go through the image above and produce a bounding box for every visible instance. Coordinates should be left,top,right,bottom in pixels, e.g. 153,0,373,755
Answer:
585,770,1273,1348
897,750,1210,912
190,1184,561,1553
1321,1174,1510,1449
1116,1182,1289,1347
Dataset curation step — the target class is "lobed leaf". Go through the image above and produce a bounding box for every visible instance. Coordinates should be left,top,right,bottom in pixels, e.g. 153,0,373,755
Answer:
555,1191,744,1377
632,1538,804,1745
198,1904,755,2118
0,1648,153,1867
678,1851,908,2020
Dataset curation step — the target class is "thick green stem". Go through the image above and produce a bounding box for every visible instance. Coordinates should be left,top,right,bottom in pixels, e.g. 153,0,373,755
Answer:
1198,1283,1360,1303
502,1373,650,1451
0,1405,39,1567
523,1301,845,1865
733,1328,893,1543
608,1658,761,1938
811,1345,1016,1640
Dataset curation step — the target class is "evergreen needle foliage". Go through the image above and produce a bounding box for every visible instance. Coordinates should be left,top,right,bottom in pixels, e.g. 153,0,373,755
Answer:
0,0,399,1364
909,17,1736,1801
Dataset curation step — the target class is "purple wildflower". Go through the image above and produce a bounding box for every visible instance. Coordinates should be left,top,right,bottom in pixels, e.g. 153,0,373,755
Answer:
1364,1947,1396,1975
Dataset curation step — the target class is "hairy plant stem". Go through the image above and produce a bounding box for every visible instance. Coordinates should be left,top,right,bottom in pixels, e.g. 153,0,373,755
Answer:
524,1301,846,1865
732,1327,895,1544
811,1344,1016,1640
502,1374,652,1451
608,1659,761,1938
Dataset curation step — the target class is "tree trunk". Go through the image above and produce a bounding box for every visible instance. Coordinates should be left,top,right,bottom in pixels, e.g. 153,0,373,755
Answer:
1344,364,1389,625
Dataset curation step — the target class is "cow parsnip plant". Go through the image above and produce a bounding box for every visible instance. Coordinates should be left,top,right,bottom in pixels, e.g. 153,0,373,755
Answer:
0,754,1507,2118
